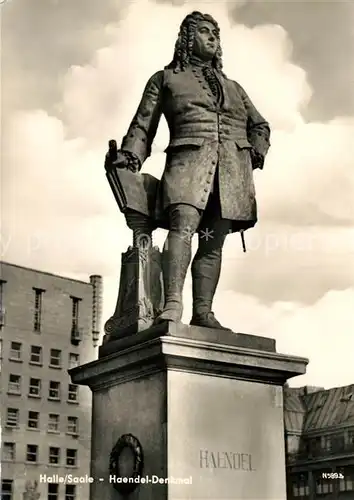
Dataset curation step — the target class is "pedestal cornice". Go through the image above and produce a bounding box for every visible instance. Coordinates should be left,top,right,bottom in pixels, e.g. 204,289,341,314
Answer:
70,323,308,391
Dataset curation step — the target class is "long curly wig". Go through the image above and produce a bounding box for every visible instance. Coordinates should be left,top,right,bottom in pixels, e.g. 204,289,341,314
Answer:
165,11,225,75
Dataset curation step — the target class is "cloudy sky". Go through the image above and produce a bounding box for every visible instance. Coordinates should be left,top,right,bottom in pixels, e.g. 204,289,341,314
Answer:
2,0,353,389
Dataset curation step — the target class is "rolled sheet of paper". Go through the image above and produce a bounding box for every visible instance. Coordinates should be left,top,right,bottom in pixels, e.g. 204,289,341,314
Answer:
108,139,118,162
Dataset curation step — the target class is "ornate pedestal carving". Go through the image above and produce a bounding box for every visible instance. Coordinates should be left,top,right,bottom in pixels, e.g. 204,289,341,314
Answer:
103,243,164,341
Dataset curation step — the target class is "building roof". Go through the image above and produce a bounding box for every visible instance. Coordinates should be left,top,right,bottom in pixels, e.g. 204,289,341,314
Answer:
302,384,354,432
0,260,97,285
285,385,354,434
284,390,307,434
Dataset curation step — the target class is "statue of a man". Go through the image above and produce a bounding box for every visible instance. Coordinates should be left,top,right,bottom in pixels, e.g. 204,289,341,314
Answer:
108,11,270,331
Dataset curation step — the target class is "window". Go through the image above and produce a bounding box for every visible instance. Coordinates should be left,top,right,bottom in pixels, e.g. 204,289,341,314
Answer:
6,408,19,427
49,381,61,400
33,287,44,332
28,411,39,429
287,435,300,454
316,477,333,494
48,414,60,432
48,483,59,500
0,280,6,328
322,435,332,451
69,353,80,369
65,485,76,500
67,416,78,434
66,449,77,467
8,374,21,394
26,444,38,463
345,430,354,449
331,433,345,452
3,443,15,461
68,384,78,403
30,345,42,364
50,349,61,367
341,386,353,402
292,474,309,497
29,378,41,397
1,479,13,500
339,467,354,491
49,447,60,465
70,297,82,345
71,297,80,332
9,341,22,360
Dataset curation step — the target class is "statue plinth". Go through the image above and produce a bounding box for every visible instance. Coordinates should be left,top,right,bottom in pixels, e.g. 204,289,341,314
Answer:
70,322,308,500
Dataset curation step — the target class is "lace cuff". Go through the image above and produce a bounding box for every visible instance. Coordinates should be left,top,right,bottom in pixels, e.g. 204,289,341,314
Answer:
120,150,141,173
250,149,264,170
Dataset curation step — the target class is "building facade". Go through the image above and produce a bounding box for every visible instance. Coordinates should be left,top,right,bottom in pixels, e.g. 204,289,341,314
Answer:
285,385,354,500
0,262,102,500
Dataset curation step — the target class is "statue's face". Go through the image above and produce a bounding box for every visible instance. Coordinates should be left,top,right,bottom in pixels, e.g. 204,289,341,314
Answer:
192,20,219,60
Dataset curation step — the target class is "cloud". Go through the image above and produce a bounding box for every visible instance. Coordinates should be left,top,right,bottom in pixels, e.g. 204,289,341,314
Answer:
2,0,123,116
2,0,353,387
235,0,354,120
258,118,354,227
219,223,354,305
209,287,354,389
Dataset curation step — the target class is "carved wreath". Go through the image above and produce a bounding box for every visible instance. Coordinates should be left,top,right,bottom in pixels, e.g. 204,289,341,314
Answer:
109,434,144,494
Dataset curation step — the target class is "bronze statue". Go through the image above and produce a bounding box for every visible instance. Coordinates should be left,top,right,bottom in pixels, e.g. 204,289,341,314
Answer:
104,11,270,336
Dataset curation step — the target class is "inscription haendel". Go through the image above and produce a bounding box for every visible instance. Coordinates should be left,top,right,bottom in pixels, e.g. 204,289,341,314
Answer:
199,450,255,471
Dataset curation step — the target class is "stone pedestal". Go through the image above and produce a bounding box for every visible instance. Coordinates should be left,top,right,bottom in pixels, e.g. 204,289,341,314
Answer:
70,323,308,500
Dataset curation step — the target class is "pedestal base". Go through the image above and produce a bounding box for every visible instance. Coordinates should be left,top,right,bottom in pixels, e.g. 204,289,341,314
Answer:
70,323,308,500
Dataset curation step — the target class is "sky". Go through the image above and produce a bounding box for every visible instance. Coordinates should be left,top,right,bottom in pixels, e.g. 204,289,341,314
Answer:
1,0,354,389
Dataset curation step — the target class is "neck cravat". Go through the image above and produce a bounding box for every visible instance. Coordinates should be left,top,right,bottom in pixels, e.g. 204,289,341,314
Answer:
189,56,223,106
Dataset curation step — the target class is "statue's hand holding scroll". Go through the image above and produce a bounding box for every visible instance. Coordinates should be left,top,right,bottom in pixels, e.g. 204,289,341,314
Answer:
104,140,128,171
104,139,141,174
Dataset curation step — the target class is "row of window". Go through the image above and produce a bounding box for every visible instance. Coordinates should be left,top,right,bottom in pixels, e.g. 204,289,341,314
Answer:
6,377,78,402
5,409,78,433
7,406,78,429
0,281,82,334
8,342,80,368
1,480,76,500
3,443,78,466
292,471,354,496
306,432,354,454
288,430,354,460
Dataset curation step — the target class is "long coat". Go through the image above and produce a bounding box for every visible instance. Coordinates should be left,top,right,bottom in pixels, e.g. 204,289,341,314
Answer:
121,65,271,232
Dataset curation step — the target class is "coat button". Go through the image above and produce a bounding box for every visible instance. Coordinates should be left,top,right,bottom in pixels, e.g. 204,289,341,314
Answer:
204,188,208,192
